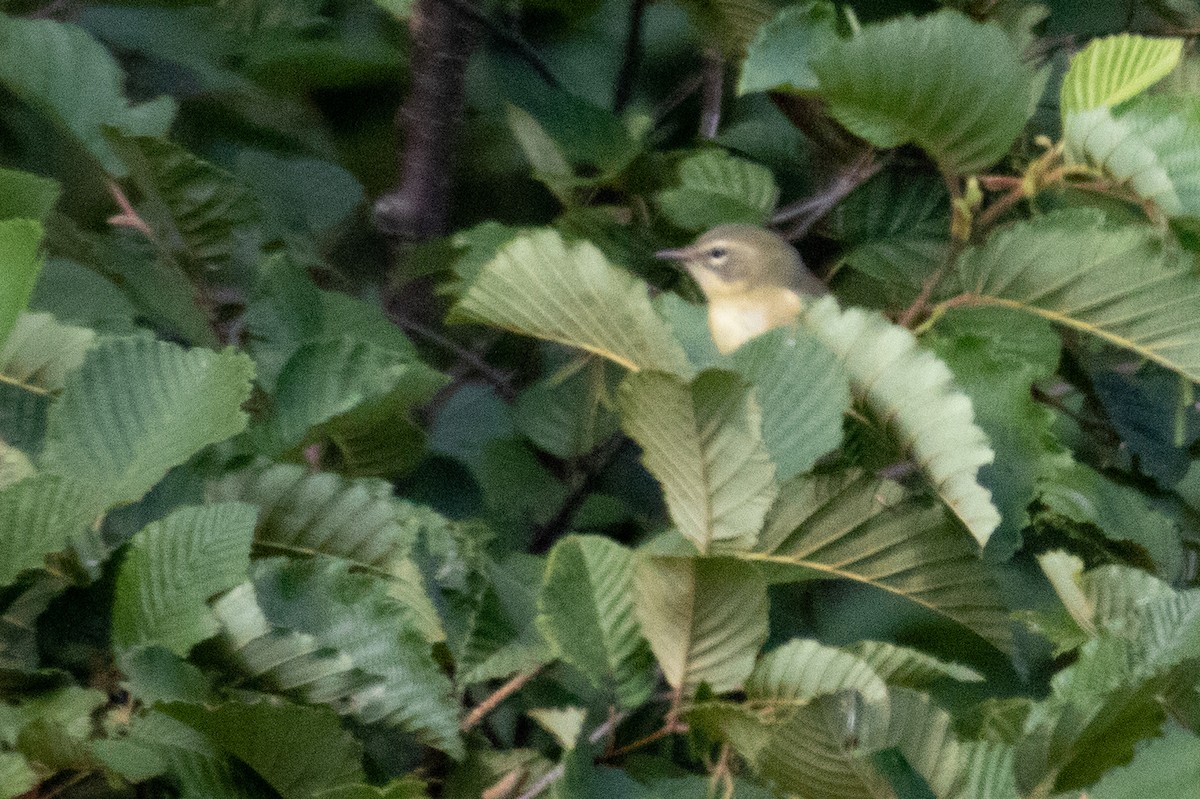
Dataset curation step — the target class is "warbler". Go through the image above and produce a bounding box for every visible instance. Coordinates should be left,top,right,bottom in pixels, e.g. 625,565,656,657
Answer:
656,224,826,354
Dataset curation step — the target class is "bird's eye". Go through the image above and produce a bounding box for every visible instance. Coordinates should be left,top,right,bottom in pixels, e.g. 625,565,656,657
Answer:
708,247,728,260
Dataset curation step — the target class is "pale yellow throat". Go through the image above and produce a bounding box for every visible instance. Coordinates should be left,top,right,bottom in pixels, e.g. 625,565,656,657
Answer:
706,287,803,354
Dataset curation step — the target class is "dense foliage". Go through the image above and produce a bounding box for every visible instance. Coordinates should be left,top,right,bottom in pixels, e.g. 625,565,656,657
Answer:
4,0,1200,797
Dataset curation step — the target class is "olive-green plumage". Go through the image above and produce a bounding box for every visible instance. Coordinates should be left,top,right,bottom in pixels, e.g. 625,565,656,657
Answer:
656,224,825,353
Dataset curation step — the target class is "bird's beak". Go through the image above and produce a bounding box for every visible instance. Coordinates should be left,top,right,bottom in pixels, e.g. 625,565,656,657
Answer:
655,246,693,263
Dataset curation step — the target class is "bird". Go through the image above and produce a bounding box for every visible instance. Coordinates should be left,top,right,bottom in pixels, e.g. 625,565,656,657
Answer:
656,224,827,354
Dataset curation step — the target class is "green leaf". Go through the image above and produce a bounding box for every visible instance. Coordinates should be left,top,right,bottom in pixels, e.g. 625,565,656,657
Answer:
234,149,363,234
844,641,984,689
537,536,655,708
825,166,950,292
926,307,1062,557
0,752,35,797
618,370,777,553
0,15,175,174
41,337,255,507
254,336,445,476
672,0,778,56
0,220,44,350
106,133,264,281
1034,456,1183,579
738,1,840,95
1060,34,1184,115
750,470,1013,654
801,296,1000,546
208,460,425,571
634,555,768,694
1088,726,1200,799
124,711,259,799
450,229,690,375
696,688,963,799
654,149,779,231
947,740,1020,799
1064,95,1200,219
456,555,552,686
161,701,364,799
947,210,1200,381
745,639,889,708
0,475,102,587
214,558,464,758
722,327,850,481
111,503,256,655
0,312,95,394
512,356,620,460
812,10,1031,174
0,167,60,223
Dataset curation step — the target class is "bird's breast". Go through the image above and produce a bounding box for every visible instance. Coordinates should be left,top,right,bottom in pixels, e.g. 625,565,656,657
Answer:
706,289,803,354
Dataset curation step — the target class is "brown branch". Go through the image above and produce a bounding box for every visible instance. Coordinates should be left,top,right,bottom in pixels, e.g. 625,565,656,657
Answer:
374,0,482,242
461,666,545,732
446,0,561,88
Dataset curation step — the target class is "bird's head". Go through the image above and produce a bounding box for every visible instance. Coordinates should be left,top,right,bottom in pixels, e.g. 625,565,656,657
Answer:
655,224,818,300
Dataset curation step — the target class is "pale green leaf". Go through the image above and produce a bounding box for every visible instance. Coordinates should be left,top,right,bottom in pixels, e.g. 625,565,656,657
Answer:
0,475,102,587
750,470,1013,653
0,312,96,394
746,639,889,708
0,220,44,349
801,296,1000,545
41,337,255,507
0,166,60,223
697,688,963,799
0,751,35,797
812,10,1031,174
1060,34,1184,115
208,460,427,571
618,370,777,553
450,229,690,374
161,701,364,799
738,1,839,95
0,15,175,174
537,536,655,708
845,641,984,688
634,555,768,694
506,104,573,204
1064,96,1200,219
948,740,1020,799
655,149,779,231
111,503,257,655
947,210,1200,381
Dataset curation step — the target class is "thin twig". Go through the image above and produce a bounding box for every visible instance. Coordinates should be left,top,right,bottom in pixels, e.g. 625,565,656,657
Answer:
396,317,516,400
613,0,648,112
446,0,562,88
773,151,885,240
699,47,724,139
651,71,706,127
530,432,627,553
462,666,545,732
515,713,627,799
